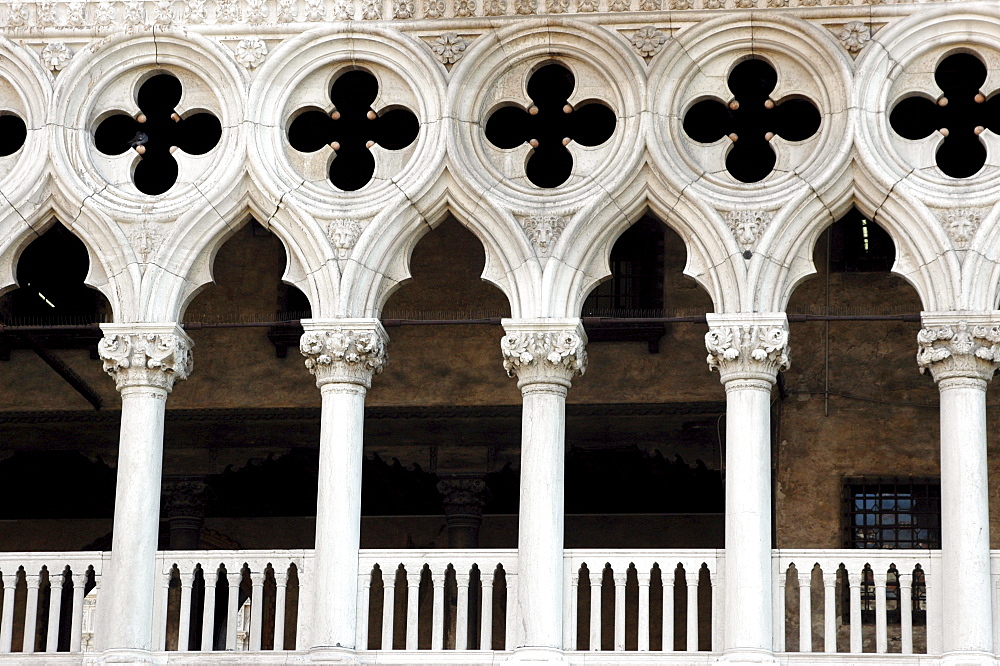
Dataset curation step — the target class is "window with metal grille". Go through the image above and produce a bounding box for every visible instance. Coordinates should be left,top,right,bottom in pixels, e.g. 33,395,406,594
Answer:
844,478,941,550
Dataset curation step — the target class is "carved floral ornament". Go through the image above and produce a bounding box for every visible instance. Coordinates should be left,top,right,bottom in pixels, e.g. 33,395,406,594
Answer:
501,329,587,380
705,324,790,378
299,328,388,386
837,21,871,54
916,321,1000,382
233,37,268,69
98,331,194,391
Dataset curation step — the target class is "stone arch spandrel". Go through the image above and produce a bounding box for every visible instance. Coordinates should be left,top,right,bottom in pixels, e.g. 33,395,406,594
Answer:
342,170,532,319
448,19,645,207
50,31,246,222
247,25,446,217
759,170,953,315
649,13,853,204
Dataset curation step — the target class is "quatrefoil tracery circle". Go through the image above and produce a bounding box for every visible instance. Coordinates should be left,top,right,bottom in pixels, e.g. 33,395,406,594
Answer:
287,69,420,192
0,112,26,157
93,72,222,196
682,58,821,184
483,62,617,189
889,52,1000,179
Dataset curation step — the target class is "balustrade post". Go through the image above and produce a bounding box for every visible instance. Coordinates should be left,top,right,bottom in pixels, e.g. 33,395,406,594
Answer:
94,324,192,658
225,572,240,650
356,570,369,651
431,571,445,650
0,573,14,652
456,572,470,650
662,566,675,652
380,574,395,651
589,568,601,651
299,320,387,659
637,571,650,652
501,319,586,663
797,570,810,653
480,573,493,650
564,564,576,651
201,568,217,651
917,314,998,664
613,572,626,651
899,572,913,655
873,570,888,653
177,571,194,652
773,568,785,653
706,314,788,665
249,572,265,651
21,573,40,653
848,571,862,654
70,572,87,653
822,572,836,653
274,572,288,651
686,574,698,652
405,573,419,649
47,570,64,653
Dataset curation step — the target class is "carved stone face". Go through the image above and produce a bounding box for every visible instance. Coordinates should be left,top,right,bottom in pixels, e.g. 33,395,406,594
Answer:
533,220,555,248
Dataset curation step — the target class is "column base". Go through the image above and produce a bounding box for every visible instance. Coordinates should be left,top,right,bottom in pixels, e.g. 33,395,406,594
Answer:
509,646,568,663
720,648,778,665
85,648,154,664
941,651,997,666
309,646,360,663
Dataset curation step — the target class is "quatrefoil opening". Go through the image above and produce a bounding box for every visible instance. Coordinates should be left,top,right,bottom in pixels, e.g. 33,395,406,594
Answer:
889,52,1000,179
287,70,420,192
682,58,821,183
484,63,617,189
94,73,222,196
0,113,26,157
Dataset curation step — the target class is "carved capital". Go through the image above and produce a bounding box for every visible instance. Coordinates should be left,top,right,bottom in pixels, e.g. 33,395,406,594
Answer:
705,313,789,384
437,475,490,519
299,319,388,388
501,318,587,388
162,478,212,520
917,313,1000,383
98,324,193,392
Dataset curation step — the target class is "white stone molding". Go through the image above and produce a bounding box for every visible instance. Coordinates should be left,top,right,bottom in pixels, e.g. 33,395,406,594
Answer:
916,313,1000,384
705,312,789,384
501,318,587,387
299,318,388,388
98,323,194,391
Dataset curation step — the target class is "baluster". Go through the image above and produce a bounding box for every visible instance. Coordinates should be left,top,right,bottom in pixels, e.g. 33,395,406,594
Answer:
432,570,445,650
274,571,288,651
589,569,601,650
456,572,470,650
685,569,698,652
381,574,395,650
925,567,941,655
357,570,369,651
662,567,674,652
506,574,518,649
69,573,87,653
637,570,650,651
0,572,14,653
848,570,862,653
899,571,912,655
873,571,887,653
614,571,626,651
47,570,64,653
564,564,576,651
152,565,169,652
249,572,265,651
201,567,217,651
22,574,41,653
797,570,811,652
405,570,419,650
710,566,720,652
177,571,194,651
480,574,493,650
774,567,786,653
226,571,240,650
823,572,836,653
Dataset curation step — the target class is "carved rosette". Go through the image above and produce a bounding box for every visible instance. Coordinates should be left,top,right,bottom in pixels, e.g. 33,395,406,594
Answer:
98,328,194,392
501,325,587,386
300,326,388,387
916,320,1000,383
705,322,789,384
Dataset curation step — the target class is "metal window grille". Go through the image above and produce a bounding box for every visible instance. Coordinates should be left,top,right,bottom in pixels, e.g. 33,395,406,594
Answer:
844,478,941,550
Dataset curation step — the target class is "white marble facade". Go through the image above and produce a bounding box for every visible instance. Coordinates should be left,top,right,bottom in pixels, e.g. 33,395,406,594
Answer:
3,0,1000,663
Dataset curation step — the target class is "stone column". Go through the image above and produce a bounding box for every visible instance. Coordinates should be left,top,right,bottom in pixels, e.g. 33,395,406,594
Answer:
916,314,999,663
162,478,211,550
437,474,490,548
501,318,587,661
94,324,193,658
299,319,388,658
705,313,789,665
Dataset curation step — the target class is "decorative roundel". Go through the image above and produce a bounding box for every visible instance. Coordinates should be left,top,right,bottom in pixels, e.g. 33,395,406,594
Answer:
287,69,419,192
94,73,221,196
889,52,1000,180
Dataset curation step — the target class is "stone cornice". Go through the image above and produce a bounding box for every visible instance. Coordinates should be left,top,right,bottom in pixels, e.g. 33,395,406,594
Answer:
0,0,968,33
501,318,587,388
917,312,1000,384
704,312,789,385
299,318,388,388
98,323,193,392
